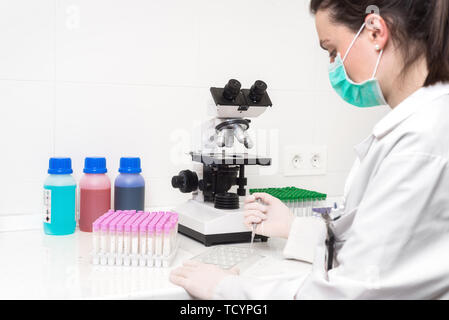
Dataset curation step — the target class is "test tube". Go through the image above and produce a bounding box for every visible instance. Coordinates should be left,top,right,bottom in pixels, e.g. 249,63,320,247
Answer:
138,212,157,266
310,196,316,216
147,212,165,267
297,191,303,217
99,213,119,265
123,213,143,266
170,213,179,235
169,221,176,254
107,212,126,266
163,220,178,268
115,214,134,266
303,196,307,217
155,215,169,256
92,212,110,265
155,214,171,268
294,198,299,217
312,196,318,215
131,212,149,266
169,213,179,255
163,220,172,258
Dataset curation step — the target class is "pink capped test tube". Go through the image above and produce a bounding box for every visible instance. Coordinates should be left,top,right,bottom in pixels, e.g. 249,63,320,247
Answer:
92,210,115,257
169,212,179,234
100,212,119,254
147,212,165,259
115,214,134,265
139,212,157,257
123,212,144,266
107,212,127,265
155,214,171,257
163,220,173,257
169,213,179,255
131,212,149,265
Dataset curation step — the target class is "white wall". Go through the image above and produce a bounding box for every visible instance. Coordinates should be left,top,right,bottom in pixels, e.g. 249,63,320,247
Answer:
0,0,388,218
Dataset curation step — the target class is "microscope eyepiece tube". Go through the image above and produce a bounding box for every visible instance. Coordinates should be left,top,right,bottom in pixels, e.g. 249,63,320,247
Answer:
249,80,268,103
223,79,242,101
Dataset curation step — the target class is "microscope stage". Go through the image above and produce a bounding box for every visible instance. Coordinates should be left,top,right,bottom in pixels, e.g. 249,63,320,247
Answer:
191,152,271,166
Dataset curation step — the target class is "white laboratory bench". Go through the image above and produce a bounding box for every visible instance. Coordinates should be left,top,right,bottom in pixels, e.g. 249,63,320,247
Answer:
0,228,313,300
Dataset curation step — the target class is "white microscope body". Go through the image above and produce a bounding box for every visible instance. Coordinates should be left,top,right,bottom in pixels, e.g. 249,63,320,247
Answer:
172,80,273,246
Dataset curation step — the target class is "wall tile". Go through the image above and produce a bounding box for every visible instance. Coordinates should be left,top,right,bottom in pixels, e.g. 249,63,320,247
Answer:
196,0,319,92
54,83,208,180
0,81,54,215
313,93,389,172
0,0,54,81
55,0,200,86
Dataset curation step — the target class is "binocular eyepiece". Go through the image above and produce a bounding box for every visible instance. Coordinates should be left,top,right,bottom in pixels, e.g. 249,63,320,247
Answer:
222,79,268,103
223,79,242,101
249,80,268,103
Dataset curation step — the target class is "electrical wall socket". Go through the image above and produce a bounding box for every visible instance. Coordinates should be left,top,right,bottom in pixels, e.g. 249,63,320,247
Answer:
283,145,328,176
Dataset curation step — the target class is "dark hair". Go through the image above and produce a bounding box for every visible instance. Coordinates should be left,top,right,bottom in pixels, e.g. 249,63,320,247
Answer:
310,0,449,87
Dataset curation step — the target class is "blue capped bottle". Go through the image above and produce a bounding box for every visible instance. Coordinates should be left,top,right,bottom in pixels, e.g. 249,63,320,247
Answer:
43,158,77,235
114,157,145,211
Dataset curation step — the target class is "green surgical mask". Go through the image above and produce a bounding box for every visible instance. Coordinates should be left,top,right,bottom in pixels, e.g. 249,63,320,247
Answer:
328,23,387,108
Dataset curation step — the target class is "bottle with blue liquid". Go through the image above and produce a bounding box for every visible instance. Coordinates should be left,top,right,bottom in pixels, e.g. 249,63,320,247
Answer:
43,158,77,235
114,157,145,211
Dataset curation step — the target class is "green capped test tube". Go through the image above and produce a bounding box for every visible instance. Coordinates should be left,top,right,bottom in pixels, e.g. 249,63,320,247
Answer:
249,187,327,218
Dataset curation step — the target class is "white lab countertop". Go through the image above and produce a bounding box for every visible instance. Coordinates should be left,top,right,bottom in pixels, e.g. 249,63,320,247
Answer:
0,228,312,300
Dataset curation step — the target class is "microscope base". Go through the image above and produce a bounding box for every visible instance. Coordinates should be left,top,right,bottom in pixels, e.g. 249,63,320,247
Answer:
178,224,267,247
174,199,268,247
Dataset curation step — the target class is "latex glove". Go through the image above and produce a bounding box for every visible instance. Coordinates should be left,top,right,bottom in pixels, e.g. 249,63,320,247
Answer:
244,192,295,239
170,260,240,300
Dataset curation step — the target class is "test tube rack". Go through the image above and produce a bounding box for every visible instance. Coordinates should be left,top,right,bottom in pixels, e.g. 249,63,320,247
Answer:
92,210,179,268
250,187,327,217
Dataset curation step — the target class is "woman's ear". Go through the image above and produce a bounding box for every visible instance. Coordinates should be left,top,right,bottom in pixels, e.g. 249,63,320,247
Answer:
365,14,389,51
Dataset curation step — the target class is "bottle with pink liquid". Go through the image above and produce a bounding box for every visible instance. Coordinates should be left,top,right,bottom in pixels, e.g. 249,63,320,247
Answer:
79,157,111,232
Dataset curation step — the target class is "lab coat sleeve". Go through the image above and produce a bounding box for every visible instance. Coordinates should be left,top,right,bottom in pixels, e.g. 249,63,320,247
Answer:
213,273,310,300
296,152,449,300
213,217,327,300
283,216,327,263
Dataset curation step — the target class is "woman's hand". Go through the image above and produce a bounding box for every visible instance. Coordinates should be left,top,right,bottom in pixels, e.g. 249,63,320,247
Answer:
244,193,295,239
170,260,239,300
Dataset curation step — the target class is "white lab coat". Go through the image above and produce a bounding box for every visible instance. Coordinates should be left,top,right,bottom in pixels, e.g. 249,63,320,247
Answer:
214,82,449,300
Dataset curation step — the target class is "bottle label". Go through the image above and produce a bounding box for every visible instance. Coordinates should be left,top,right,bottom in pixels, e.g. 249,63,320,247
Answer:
43,189,52,224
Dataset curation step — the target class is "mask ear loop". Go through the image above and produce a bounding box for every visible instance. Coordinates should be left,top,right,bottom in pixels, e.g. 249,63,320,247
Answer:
342,22,366,62
371,49,384,79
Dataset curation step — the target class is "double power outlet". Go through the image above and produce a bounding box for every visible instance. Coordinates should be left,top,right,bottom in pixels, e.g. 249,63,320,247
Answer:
283,145,328,176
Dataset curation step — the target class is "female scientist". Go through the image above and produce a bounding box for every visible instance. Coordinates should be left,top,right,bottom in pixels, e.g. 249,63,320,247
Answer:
170,0,449,299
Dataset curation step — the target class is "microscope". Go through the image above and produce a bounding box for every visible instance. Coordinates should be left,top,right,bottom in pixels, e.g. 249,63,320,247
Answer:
171,79,273,247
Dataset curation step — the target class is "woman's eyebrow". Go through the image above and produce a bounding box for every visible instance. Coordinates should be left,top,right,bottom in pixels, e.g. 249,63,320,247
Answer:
320,39,329,50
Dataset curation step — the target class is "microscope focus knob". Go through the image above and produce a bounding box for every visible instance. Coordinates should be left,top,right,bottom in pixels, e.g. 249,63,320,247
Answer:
171,170,199,193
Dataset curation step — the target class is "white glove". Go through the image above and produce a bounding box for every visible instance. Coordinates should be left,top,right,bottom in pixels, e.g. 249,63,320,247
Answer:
169,260,240,300
244,192,295,239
